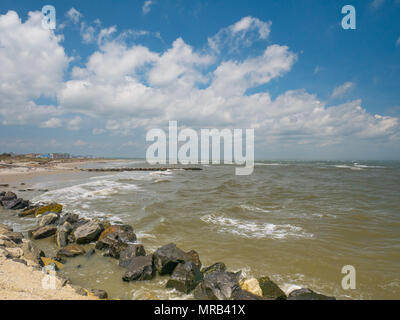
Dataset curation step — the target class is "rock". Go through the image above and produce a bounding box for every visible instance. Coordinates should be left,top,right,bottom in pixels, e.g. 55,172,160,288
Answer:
287,288,335,300
35,203,63,217
56,222,72,248
74,220,104,244
2,198,22,209
58,212,80,225
41,257,64,270
186,250,202,269
22,241,45,266
193,270,242,300
31,225,57,240
18,206,38,217
240,278,263,297
12,258,27,265
57,244,86,258
201,262,227,275
85,289,108,299
0,248,10,259
0,231,23,244
0,184,9,188
85,248,95,258
98,225,137,242
122,255,155,281
0,191,17,203
119,244,146,268
12,199,29,210
39,213,59,227
6,247,24,259
95,225,137,258
258,276,287,300
0,223,13,233
166,261,203,294
153,243,189,275
231,288,264,300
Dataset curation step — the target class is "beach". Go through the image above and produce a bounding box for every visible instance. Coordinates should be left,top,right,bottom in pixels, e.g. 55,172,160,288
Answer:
1,159,400,300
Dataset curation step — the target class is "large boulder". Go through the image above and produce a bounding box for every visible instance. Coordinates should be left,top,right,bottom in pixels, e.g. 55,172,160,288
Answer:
31,225,57,240
166,261,203,294
58,212,80,225
240,278,263,297
3,198,28,210
201,262,227,275
18,206,38,217
98,225,136,242
287,288,335,300
122,255,155,281
0,231,24,244
258,276,287,300
153,243,189,275
57,244,86,258
22,241,45,266
193,270,242,300
186,250,202,269
231,288,264,300
0,191,17,204
74,220,104,244
56,222,72,248
35,203,63,217
119,244,146,268
39,213,59,227
95,225,137,258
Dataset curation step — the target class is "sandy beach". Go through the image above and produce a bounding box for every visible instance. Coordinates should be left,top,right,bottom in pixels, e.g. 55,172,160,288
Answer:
0,158,119,300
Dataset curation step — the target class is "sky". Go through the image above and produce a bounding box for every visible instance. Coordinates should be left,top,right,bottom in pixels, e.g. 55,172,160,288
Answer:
0,0,399,160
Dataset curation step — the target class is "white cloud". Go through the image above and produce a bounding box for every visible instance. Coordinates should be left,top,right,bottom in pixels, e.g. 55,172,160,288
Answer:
0,11,69,125
40,117,63,128
331,82,355,99
0,12,398,154
67,116,82,131
208,16,271,53
73,139,87,146
142,1,153,15
66,8,82,24
92,128,106,135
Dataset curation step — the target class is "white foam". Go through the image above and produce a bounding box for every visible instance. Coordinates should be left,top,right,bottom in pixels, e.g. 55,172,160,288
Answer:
240,204,270,213
200,214,313,240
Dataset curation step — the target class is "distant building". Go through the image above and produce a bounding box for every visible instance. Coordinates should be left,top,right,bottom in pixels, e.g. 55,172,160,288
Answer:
50,153,71,159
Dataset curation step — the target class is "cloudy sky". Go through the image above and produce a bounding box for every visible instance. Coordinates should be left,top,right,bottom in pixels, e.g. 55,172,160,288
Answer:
0,0,399,159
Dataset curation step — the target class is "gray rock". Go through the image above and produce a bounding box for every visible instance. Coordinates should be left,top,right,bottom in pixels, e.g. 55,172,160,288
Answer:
57,244,86,258
287,288,335,300
56,222,72,248
58,212,80,226
39,213,59,227
88,289,108,299
85,248,95,258
22,241,45,266
166,261,203,294
3,198,23,209
31,225,57,240
122,255,155,281
153,243,188,275
201,262,227,275
0,231,23,244
193,270,242,300
0,191,17,203
119,244,146,268
74,220,104,244
258,276,287,300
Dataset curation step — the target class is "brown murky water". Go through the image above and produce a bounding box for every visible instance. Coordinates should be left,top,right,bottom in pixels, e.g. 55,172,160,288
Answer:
1,160,400,299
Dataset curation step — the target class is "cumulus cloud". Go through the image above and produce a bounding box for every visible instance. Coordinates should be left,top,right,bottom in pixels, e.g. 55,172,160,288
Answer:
40,117,63,128
331,82,355,99
0,11,398,155
142,1,153,15
0,11,69,125
66,8,82,24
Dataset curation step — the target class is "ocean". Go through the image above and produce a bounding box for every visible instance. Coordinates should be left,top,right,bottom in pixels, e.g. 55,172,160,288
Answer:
1,160,399,299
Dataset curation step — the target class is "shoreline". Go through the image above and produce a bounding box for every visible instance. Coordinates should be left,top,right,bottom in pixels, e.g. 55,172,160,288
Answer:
0,165,337,300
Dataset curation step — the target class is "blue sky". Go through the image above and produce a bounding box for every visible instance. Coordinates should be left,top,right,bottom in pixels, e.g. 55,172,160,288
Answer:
0,0,399,159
